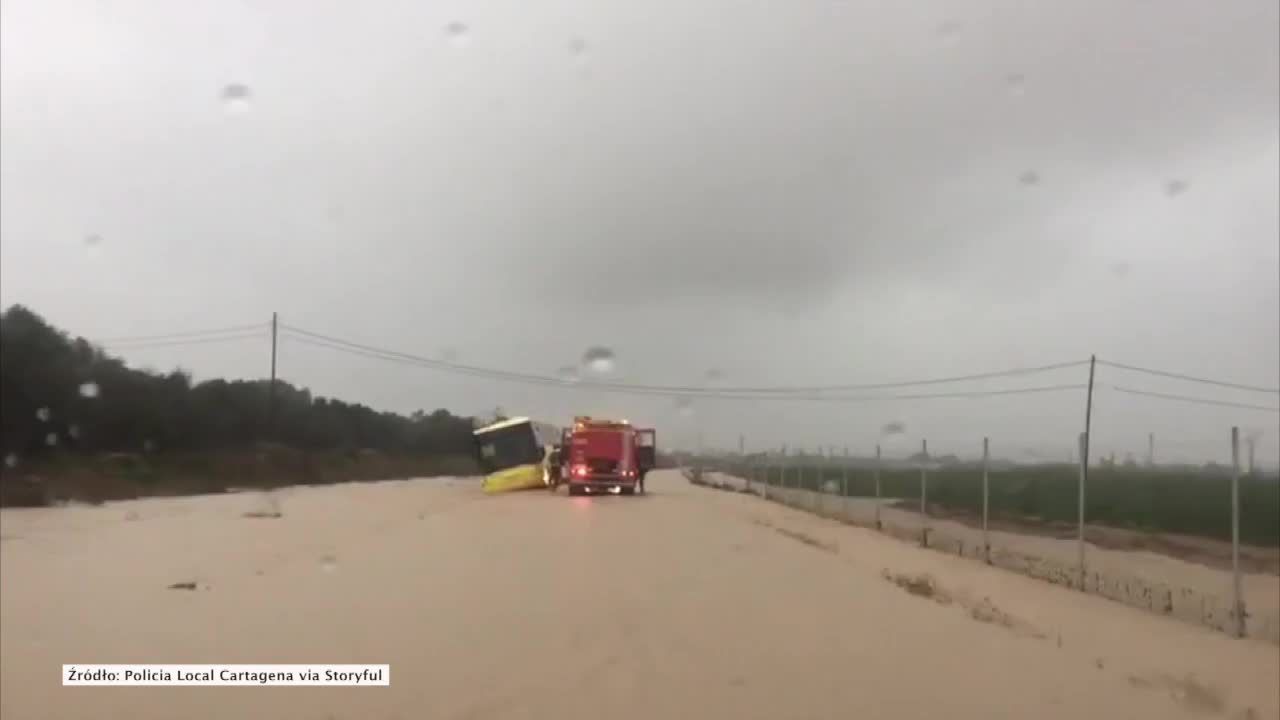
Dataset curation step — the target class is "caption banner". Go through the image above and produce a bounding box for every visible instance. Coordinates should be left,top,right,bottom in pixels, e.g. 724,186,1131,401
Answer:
64,664,390,686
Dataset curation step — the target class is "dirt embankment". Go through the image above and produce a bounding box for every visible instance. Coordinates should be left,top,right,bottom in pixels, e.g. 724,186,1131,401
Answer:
0,446,477,508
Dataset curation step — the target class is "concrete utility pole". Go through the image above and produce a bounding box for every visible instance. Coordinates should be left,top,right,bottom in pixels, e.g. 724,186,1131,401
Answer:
268,311,278,439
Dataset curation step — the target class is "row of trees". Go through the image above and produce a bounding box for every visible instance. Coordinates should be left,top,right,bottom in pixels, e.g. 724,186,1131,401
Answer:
0,306,477,462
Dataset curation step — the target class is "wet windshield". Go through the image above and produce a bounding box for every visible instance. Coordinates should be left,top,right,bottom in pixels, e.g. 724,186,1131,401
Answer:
1,2,1278,719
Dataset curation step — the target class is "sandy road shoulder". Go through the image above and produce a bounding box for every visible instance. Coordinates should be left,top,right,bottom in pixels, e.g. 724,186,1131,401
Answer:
679,475,1280,720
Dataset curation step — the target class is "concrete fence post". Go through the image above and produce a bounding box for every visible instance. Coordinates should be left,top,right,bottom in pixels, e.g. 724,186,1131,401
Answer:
874,444,882,531
778,448,788,504
1231,426,1245,638
1077,432,1087,590
920,439,929,547
842,446,850,522
762,458,770,502
982,437,990,564
814,450,824,515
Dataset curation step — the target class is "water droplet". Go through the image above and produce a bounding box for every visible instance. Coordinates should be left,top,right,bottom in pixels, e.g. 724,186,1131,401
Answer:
35,407,51,422
320,555,338,573
568,36,587,57
45,433,58,447
1018,171,1040,186
220,83,252,114
880,421,906,436
444,22,470,48
581,346,617,375
67,424,81,440
79,381,100,399
3,453,17,469
1110,262,1132,278
675,397,695,417
143,439,155,453
83,234,104,257
704,368,724,382
556,365,580,383
936,19,962,41
1005,73,1026,95
439,347,459,363
1164,179,1188,197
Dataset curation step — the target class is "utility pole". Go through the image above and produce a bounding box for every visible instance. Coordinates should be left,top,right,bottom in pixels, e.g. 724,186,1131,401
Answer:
1082,354,1096,486
1076,354,1096,591
1148,433,1155,468
268,312,278,439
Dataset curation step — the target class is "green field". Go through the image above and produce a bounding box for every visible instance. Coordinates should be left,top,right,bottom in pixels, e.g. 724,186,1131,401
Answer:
712,460,1280,547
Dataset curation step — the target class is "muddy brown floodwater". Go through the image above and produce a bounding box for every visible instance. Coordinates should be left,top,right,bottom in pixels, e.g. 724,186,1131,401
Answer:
2,471,1276,719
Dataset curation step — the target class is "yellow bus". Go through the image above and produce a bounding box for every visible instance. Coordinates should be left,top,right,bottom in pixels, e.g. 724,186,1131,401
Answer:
472,417,563,494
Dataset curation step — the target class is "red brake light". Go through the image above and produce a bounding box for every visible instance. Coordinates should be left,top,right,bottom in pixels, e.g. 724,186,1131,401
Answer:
572,464,588,477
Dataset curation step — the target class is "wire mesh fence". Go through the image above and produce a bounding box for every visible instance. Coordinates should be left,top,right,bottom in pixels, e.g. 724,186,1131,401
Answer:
690,428,1279,644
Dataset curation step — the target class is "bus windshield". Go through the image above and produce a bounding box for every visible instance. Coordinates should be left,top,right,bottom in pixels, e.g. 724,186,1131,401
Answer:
473,421,542,474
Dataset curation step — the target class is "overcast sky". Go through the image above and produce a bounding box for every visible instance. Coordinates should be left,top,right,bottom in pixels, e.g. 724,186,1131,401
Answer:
2,0,1277,463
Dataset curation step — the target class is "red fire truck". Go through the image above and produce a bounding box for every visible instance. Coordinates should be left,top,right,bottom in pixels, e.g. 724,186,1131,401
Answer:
559,416,655,496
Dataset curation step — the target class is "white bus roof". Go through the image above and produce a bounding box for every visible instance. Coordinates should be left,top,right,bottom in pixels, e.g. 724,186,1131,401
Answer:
473,416,533,435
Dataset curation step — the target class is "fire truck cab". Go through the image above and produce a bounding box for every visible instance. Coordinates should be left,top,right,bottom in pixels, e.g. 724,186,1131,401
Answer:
560,416,655,496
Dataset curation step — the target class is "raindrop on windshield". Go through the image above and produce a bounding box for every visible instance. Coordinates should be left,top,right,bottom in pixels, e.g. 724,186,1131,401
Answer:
581,346,616,375
3,454,17,469
556,365,580,383
704,368,724,382
675,397,695,417
143,439,156,453
320,555,338,574
1018,170,1040,186
220,83,252,114
35,407,51,422
444,22,470,48
880,421,906,436
44,433,58,447
83,234,104,257
67,424,81,440
1005,73,1026,95
79,381,100,398
1110,262,1132,278
568,36,587,57
1164,179,1188,197
936,19,962,42
439,347,459,363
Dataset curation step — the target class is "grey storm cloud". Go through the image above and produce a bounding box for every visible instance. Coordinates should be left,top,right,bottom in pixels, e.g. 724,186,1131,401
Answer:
479,1,1280,308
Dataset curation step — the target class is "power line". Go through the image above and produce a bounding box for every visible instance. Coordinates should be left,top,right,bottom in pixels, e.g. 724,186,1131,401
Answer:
284,331,1086,403
94,323,268,345
103,332,266,350
1108,385,1280,413
699,359,1090,394
1097,359,1280,394
282,322,1087,397
281,328,586,388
